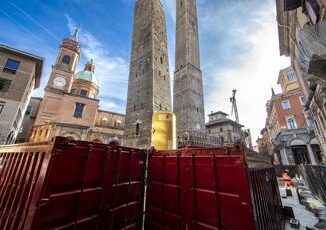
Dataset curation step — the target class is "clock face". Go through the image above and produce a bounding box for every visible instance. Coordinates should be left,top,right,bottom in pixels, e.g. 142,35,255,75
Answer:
53,76,66,88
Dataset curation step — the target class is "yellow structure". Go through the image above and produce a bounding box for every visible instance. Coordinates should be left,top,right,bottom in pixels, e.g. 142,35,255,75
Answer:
151,112,176,150
277,67,300,93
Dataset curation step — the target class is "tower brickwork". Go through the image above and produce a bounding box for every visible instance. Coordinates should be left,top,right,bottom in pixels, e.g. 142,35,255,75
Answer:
174,0,205,132
124,0,172,148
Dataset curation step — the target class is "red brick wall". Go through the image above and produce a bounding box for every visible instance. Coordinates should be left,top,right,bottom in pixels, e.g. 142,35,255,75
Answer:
273,91,306,130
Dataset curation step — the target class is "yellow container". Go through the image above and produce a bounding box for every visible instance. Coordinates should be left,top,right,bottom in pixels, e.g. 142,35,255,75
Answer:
151,112,177,150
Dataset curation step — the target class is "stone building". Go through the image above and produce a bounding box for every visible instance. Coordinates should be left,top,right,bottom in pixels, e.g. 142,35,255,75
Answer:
262,67,322,165
276,0,326,157
174,0,205,134
256,128,271,155
124,0,172,148
0,44,43,145
16,97,42,143
205,111,253,148
30,32,124,144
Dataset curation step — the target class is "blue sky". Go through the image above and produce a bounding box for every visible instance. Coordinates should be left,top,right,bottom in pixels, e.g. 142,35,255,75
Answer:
0,0,289,142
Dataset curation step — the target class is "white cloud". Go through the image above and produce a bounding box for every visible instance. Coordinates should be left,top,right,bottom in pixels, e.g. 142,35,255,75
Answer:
100,101,119,110
65,1,289,143
204,3,290,142
65,14,129,113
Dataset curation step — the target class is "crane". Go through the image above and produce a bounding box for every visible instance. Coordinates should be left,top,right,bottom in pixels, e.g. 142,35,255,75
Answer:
230,89,240,123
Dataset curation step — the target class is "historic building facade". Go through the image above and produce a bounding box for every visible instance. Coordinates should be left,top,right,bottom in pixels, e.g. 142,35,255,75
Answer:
30,33,124,144
276,0,326,156
124,0,172,148
256,128,271,156
174,0,205,134
206,111,253,149
261,67,322,165
0,44,43,145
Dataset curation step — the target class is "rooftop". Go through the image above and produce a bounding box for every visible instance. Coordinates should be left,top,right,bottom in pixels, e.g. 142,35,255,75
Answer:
206,118,244,128
208,111,229,117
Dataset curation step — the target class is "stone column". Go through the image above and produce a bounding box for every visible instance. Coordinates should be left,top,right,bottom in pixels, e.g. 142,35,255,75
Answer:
280,147,289,165
307,143,317,165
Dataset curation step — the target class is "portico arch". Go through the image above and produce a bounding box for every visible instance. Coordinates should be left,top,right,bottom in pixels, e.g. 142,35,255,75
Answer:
290,138,306,146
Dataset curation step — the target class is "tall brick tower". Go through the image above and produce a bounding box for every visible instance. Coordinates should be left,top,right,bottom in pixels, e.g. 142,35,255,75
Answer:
174,0,205,133
124,0,172,148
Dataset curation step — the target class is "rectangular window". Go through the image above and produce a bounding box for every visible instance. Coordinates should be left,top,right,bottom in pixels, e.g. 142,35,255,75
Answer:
282,100,291,110
287,117,297,129
80,89,88,97
305,114,313,129
0,78,11,92
74,103,85,118
71,89,77,94
300,96,306,106
4,59,20,74
0,101,4,114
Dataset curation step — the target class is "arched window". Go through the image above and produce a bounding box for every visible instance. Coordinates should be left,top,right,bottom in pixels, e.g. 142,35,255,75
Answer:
62,55,71,65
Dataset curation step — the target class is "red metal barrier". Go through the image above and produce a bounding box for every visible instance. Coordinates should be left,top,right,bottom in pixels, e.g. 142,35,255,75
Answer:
0,139,283,230
0,137,146,230
145,148,284,230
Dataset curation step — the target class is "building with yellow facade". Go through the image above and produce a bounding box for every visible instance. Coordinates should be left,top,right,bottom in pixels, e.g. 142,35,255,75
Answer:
29,31,125,144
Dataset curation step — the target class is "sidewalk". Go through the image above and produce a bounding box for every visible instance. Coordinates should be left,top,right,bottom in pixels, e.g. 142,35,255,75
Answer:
279,186,319,229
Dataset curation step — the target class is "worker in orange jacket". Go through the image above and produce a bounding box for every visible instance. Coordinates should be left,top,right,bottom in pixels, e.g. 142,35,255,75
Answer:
282,169,291,188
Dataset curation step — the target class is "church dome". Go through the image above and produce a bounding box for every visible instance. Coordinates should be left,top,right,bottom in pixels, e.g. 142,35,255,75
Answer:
74,60,99,86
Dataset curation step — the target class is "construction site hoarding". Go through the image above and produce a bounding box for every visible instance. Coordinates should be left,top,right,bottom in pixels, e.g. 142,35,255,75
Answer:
0,138,283,230
145,147,284,230
0,137,146,230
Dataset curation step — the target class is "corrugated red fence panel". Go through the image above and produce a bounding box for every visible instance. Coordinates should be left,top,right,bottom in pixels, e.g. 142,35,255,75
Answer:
0,144,50,230
0,137,146,230
145,148,257,230
1,139,283,230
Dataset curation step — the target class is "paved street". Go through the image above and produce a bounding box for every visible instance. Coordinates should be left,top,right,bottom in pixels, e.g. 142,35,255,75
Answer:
280,186,318,229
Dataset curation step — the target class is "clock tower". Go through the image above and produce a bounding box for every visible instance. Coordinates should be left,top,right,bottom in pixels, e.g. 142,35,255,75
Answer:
47,29,81,92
